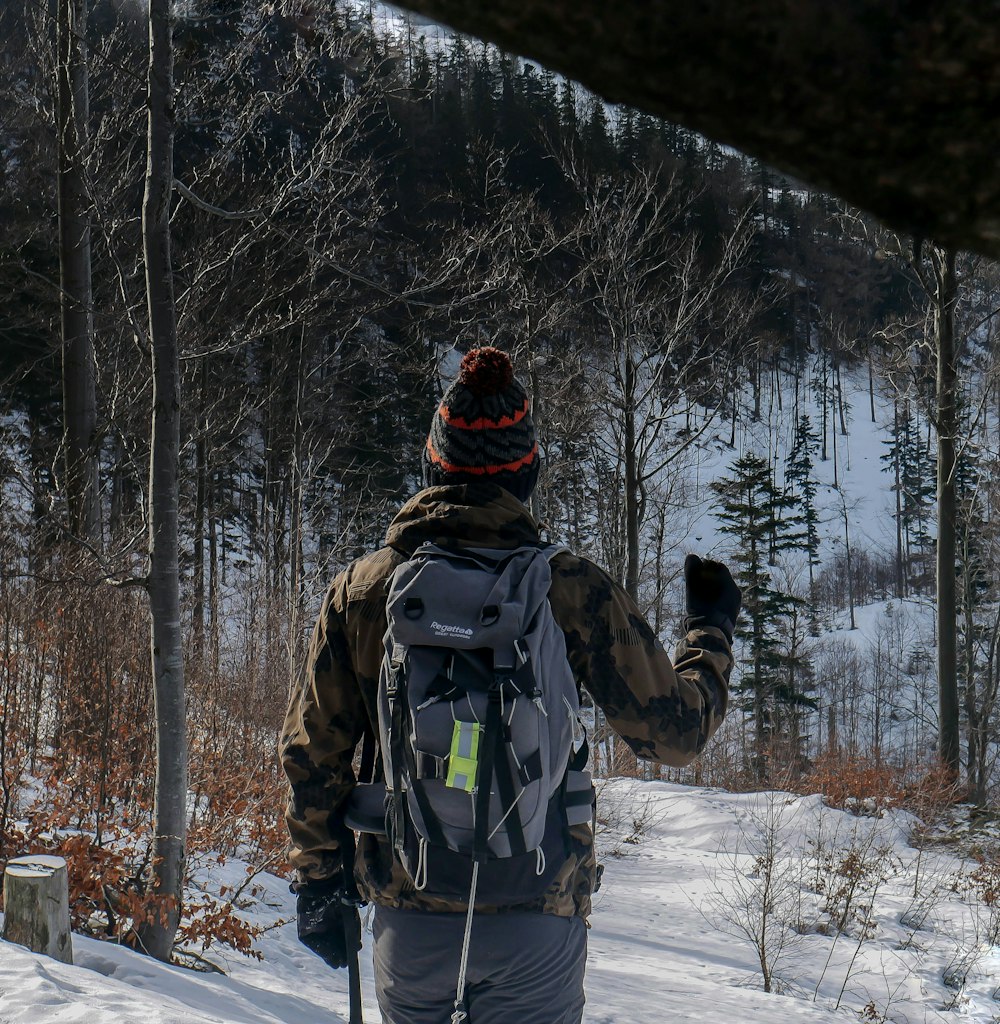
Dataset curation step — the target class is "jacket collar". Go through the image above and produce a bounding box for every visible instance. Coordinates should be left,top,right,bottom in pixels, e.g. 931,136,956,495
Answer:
385,483,541,554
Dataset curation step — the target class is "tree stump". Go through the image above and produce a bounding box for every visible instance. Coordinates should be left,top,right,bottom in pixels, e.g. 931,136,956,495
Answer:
2,855,74,964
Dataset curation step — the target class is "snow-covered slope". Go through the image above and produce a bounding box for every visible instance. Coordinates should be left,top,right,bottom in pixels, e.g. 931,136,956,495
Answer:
678,372,900,563
3,782,998,1024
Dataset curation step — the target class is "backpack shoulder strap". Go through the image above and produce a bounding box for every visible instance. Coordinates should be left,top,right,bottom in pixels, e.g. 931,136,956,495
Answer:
358,720,378,784
541,543,570,564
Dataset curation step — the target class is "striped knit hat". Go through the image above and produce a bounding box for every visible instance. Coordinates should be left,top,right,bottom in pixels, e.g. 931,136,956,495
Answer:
423,347,539,502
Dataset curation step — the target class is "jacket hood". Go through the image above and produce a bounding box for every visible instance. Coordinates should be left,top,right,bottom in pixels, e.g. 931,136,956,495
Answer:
385,483,541,554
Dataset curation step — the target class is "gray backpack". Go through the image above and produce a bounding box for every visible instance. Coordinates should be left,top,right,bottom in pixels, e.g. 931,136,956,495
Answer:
345,542,594,905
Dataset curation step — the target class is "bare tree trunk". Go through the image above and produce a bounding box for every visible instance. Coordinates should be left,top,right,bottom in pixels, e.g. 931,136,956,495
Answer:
193,427,206,658
209,473,219,674
934,245,960,778
892,399,905,599
137,0,186,962
962,555,979,801
753,352,761,421
841,494,856,629
653,504,665,635
831,401,839,488
288,329,306,694
820,355,828,461
623,350,640,602
835,360,848,436
57,0,99,544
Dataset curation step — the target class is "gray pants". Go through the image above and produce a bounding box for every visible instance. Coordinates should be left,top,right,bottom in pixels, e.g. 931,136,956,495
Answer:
372,906,587,1024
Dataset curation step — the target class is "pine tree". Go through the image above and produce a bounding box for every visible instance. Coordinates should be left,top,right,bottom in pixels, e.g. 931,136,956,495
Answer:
557,79,578,141
881,400,936,592
580,96,615,174
617,107,639,168
712,451,816,770
785,414,822,607
467,43,496,138
412,37,434,104
900,409,936,570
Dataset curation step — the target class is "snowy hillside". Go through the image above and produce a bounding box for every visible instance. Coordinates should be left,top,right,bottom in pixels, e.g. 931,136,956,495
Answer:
677,371,898,566
4,782,999,1024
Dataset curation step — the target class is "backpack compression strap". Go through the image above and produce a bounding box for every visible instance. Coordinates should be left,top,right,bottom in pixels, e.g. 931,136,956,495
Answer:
472,681,503,864
387,655,447,852
471,668,536,862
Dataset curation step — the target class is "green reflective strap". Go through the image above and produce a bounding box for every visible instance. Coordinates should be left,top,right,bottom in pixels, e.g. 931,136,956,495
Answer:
446,720,481,792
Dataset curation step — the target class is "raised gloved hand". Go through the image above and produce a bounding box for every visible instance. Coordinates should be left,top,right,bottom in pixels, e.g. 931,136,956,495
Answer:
683,553,742,643
296,885,362,970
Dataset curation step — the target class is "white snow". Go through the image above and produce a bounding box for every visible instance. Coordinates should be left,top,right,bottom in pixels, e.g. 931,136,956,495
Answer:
4,782,999,1024
677,371,901,563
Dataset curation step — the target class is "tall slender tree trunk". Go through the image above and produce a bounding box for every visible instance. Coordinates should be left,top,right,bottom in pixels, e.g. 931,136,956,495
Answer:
842,496,856,629
57,0,99,544
892,400,905,599
137,0,186,962
962,556,980,801
209,470,219,674
934,246,960,777
820,355,828,461
835,360,848,435
653,505,665,635
288,329,307,694
192,363,207,662
753,352,761,420
753,606,766,765
623,350,640,602
831,402,839,487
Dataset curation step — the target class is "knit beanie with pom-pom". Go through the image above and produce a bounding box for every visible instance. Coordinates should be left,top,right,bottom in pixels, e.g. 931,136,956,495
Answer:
422,347,539,503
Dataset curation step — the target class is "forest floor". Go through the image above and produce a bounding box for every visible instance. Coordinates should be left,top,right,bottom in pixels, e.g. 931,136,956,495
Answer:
4,780,1000,1024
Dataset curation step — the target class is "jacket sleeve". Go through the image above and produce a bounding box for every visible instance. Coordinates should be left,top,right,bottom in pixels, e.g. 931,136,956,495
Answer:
548,554,731,768
279,574,367,887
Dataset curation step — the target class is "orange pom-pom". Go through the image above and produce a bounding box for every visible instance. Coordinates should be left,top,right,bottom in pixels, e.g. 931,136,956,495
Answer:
458,347,514,397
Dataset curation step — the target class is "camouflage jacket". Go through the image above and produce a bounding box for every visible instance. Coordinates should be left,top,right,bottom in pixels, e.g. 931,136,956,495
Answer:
280,483,732,919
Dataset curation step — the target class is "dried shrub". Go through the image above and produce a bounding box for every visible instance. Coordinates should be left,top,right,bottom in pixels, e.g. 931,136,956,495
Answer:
0,549,287,963
897,759,964,832
798,750,903,815
811,839,897,938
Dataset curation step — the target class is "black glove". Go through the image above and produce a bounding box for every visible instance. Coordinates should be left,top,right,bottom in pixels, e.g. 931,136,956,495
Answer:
296,887,362,970
683,553,742,643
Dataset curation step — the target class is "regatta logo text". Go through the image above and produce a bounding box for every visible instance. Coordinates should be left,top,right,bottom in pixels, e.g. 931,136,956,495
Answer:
430,621,474,638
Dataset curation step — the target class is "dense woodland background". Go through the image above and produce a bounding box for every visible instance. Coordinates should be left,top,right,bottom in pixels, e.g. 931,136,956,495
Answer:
2,0,1000,960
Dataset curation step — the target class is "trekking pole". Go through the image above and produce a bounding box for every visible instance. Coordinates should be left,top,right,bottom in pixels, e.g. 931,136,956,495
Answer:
339,824,364,1024
344,908,363,1024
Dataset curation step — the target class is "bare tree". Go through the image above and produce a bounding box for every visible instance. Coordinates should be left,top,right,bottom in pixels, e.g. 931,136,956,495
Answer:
931,246,960,776
705,793,806,994
57,0,99,544
960,456,1000,804
136,0,186,962
572,166,756,602
871,229,1000,780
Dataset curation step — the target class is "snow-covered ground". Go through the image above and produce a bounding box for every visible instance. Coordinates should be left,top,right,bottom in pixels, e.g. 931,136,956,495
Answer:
4,781,999,1024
